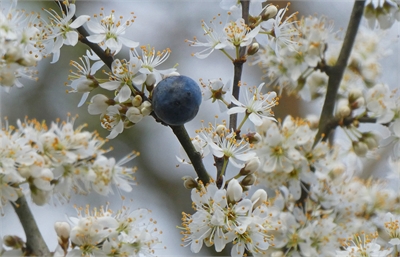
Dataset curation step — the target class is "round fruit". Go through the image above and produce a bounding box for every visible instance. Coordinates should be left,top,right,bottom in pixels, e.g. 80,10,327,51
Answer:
152,75,202,126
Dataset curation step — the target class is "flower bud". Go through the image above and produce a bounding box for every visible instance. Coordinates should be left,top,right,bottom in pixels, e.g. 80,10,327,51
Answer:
140,101,152,116
182,176,198,189
349,88,363,102
132,95,143,107
261,5,278,21
247,42,259,56
227,179,243,203
362,132,379,150
240,157,260,175
241,174,256,186
353,141,368,157
55,221,71,240
3,235,25,249
146,73,156,88
216,124,226,136
336,99,351,118
251,189,268,209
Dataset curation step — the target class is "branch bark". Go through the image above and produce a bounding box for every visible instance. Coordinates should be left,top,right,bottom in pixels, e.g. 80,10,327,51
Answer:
314,0,366,147
11,195,51,257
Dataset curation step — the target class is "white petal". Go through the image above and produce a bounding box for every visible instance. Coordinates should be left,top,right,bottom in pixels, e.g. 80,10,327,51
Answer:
100,81,121,90
70,15,90,28
227,106,246,115
65,31,78,46
117,84,131,103
119,36,139,48
248,113,263,126
86,34,105,44
87,21,105,33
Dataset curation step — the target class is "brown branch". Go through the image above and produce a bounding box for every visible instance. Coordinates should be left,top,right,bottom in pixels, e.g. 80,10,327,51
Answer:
313,0,366,147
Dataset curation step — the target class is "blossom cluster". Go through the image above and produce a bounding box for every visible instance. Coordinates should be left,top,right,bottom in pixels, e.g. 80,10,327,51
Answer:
1,205,162,257
177,0,400,256
0,116,137,212
181,179,277,257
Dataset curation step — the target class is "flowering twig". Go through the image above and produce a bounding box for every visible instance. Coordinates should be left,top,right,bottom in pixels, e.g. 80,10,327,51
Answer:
11,195,51,257
314,0,366,147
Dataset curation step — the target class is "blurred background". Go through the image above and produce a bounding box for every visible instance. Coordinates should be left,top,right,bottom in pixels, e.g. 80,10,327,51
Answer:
0,0,399,256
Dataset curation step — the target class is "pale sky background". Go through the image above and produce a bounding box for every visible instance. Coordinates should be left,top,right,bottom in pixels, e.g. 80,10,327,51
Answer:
0,1,399,256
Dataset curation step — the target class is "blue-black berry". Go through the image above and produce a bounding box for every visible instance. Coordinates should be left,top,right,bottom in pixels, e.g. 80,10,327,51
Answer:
152,75,202,126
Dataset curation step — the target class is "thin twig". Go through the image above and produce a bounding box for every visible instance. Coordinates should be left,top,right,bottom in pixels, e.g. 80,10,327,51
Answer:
171,125,210,184
313,0,366,147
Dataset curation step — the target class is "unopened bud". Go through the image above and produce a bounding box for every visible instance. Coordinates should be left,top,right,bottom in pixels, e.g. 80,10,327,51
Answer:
353,141,368,157
247,42,259,56
336,99,351,118
55,221,71,239
140,101,152,116
216,124,226,136
3,235,25,249
349,88,363,102
362,132,379,150
241,174,256,186
251,189,268,209
132,95,143,107
240,157,260,175
146,74,156,87
227,178,243,203
364,2,376,20
261,5,278,21
182,176,198,189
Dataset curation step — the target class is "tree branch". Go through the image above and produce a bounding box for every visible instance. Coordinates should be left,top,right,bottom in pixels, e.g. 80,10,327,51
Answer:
313,0,366,147
11,195,51,257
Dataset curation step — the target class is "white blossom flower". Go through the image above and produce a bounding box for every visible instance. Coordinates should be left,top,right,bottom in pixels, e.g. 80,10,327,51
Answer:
68,54,104,107
201,78,232,111
131,45,176,84
366,83,395,123
224,18,260,48
336,234,392,257
86,10,139,54
100,105,124,139
201,124,256,168
44,3,90,63
100,56,146,103
186,15,231,59
227,83,277,127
